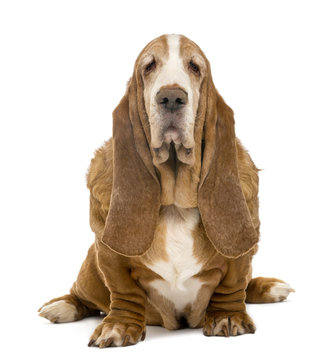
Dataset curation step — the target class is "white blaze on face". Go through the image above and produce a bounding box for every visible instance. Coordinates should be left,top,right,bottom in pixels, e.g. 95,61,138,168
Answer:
148,34,195,149
151,35,191,98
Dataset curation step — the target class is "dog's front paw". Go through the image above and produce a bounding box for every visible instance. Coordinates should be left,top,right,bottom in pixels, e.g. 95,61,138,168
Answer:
203,311,256,337
88,321,146,348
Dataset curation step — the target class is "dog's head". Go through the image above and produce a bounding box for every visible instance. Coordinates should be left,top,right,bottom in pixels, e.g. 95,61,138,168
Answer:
131,34,216,167
134,34,208,165
102,34,258,259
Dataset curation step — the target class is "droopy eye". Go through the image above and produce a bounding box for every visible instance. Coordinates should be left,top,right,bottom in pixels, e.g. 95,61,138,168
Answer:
144,59,156,75
189,60,200,75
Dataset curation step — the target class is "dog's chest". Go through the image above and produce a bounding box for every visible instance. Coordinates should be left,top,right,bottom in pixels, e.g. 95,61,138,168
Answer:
144,206,204,313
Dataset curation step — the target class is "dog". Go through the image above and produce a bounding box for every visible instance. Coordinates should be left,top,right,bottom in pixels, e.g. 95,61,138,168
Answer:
39,34,294,347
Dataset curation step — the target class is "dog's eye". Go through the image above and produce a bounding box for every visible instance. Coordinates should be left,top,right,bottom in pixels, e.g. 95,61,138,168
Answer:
144,59,156,75
189,60,200,75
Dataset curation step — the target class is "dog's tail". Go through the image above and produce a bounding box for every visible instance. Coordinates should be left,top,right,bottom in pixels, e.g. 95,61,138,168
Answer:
246,277,295,304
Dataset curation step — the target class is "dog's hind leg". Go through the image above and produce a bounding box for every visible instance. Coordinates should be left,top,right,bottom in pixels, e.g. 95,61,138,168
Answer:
39,243,110,323
38,293,99,323
246,277,295,304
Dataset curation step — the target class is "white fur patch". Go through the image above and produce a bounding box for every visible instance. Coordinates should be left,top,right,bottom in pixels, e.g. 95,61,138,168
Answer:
152,34,192,98
269,282,295,302
151,277,203,313
147,207,203,313
39,300,77,323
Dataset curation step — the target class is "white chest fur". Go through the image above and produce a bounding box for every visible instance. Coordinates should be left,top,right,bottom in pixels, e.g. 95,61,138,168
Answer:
146,206,204,313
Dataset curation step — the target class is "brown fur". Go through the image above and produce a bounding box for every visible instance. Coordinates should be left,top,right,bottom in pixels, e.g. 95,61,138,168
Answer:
39,35,293,347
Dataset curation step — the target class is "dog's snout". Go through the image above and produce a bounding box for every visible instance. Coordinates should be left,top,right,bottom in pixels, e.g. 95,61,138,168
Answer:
156,88,188,112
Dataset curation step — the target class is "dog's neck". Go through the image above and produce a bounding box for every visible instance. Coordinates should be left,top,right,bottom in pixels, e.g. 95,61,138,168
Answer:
154,141,201,208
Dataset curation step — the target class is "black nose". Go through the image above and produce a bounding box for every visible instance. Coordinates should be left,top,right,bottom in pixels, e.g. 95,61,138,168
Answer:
156,88,188,112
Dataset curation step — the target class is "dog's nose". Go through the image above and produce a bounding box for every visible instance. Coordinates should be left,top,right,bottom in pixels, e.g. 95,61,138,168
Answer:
156,88,188,112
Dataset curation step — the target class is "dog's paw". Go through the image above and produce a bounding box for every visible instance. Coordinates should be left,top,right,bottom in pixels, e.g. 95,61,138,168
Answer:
246,277,295,303
38,300,77,323
268,281,295,302
88,321,145,348
203,311,256,337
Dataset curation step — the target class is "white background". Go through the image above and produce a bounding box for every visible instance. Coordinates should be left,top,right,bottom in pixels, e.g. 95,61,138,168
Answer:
0,0,329,359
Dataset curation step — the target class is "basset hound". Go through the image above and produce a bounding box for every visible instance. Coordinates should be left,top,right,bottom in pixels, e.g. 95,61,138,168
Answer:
39,34,294,347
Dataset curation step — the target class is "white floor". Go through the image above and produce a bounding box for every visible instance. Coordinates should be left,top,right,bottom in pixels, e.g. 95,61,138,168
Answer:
4,291,325,360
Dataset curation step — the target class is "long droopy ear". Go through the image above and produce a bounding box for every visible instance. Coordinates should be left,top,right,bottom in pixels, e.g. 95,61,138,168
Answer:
101,82,161,256
198,85,259,259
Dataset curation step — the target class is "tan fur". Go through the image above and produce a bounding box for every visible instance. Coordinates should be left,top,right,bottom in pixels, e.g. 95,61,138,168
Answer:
38,34,294,347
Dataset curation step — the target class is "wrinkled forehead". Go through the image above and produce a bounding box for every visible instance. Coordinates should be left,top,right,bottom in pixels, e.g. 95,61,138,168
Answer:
136,34,206,72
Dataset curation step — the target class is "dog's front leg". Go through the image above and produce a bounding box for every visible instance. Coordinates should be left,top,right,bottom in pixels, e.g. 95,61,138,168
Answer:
88,241,146,348
203,253,256,337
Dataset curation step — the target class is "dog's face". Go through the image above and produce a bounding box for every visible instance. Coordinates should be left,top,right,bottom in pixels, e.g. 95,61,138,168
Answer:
136,34,207,156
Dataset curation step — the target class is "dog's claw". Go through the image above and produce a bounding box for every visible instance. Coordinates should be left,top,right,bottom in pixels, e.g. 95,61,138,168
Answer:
122,335,130,346
88,339,95,347
105,337,113,347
